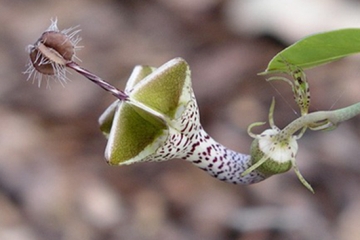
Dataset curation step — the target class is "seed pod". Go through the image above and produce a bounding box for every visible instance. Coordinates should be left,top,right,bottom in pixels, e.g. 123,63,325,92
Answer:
41,31,75,61
25,19,81,86
29,31,75,76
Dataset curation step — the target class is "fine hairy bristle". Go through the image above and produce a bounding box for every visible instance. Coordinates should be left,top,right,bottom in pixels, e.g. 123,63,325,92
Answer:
25,18,128,100
24,18,82,87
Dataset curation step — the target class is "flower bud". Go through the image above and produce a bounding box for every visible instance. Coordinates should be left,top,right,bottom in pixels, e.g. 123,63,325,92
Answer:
245,118,314,193
249,128,297,177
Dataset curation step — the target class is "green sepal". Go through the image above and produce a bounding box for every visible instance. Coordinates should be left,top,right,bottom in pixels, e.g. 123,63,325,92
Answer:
130,58,189,119
100,58,193,165
125,65,156,90
105,101,168,165
99,66,157,137
99,100,119,137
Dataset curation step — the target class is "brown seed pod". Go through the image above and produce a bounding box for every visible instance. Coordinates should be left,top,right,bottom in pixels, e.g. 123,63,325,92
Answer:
29,31,74,76
25,19,81,87
41,31,75,61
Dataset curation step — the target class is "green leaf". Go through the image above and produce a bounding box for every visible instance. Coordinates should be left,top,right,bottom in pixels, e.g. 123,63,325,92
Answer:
262,28,360,74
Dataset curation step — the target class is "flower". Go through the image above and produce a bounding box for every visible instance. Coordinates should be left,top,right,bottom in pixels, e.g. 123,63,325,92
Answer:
244,98,314,193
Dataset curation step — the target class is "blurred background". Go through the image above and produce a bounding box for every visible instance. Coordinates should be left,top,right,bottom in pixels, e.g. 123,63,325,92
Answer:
1,0,360,239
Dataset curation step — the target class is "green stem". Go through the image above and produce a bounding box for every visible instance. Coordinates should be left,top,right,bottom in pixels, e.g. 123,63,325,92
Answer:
279,102,360,140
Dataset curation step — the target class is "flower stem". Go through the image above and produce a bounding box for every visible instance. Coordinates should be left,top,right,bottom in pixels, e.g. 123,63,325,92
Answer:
66,61,129,101
280,102,360,140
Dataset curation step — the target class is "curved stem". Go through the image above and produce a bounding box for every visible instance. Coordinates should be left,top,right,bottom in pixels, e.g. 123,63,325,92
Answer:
280,102,360,140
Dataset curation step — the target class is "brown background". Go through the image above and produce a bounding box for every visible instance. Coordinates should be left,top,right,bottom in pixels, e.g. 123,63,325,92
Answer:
1,0,360,239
